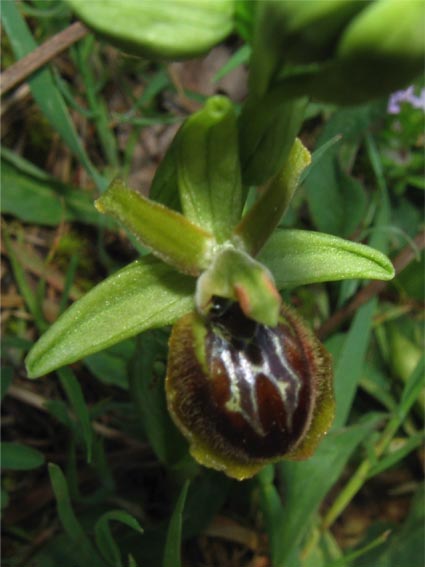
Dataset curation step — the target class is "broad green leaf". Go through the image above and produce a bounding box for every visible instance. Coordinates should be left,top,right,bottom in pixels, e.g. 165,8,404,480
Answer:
95,510,143,567
235,138,311,255
66,0,233,59
275,414,383,567
1,156,111,228
177,96,242,242
25,256,195,378
48,463,104,566
57,367,94,463
163,480,190,567
130,332,187,465
259,229,394,288
1,2,105,190
96,180,215,276
2,442,45,470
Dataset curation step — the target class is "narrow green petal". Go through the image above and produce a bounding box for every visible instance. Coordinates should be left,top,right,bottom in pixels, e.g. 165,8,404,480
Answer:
96,179,215,276
26,257,194,378
235,138,311,256
259,229,395,288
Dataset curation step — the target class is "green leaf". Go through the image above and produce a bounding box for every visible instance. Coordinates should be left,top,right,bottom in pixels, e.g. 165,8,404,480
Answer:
129,332,187,465
275,414,383,567
257,466,286,564
2,442,45,470
1,156,111,228
84,339,136,389
163,480,190,567
94,510,143,567
1,1,105,190
25,256,195,378
66,0,233,59
177,96,243,242
57,367,94,463
48,463,104,566
96,180,215,276
235,138,311,256
331,299,377,428
259,229,394,288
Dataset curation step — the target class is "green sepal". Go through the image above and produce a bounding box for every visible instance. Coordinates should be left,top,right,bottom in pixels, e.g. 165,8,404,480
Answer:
195,247,281,327
177,96,243,242
25,256,195,378
96,179,215,276
238,94,307,186
65,0,234,60
235,138,311,256
259,229,395,288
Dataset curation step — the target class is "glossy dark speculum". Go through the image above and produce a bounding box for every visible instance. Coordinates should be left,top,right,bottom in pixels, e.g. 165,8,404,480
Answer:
166,297,334,479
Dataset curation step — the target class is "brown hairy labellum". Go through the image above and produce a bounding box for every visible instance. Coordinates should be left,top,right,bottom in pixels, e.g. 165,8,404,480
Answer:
166,297,334,480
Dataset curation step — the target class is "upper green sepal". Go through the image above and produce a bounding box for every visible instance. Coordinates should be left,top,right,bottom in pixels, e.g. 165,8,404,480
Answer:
25,256,195,378
65,0,234,60
96,179,215,276
195,247,281,327
259,229,395,288
177,95,243,242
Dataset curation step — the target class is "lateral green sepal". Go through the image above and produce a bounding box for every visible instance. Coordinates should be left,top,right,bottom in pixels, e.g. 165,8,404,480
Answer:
259,229,395,288
25,256,195,378
96,179,215,276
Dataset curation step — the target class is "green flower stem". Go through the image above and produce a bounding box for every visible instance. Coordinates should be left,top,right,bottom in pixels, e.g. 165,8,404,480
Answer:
96,179,215,276
235,138,311,256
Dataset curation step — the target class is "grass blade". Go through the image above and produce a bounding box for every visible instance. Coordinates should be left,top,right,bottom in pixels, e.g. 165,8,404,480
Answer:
1,2,106,191
57,367,94,463
163,480,190,567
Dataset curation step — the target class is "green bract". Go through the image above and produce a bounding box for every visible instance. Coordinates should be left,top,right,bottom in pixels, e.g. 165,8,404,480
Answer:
65,0,234,59
26,96,394,379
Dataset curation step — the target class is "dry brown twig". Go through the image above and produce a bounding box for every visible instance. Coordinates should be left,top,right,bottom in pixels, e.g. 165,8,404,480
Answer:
1,21,88,97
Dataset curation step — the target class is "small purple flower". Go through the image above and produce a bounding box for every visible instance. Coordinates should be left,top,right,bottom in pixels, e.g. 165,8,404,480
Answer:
388,86,425,114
